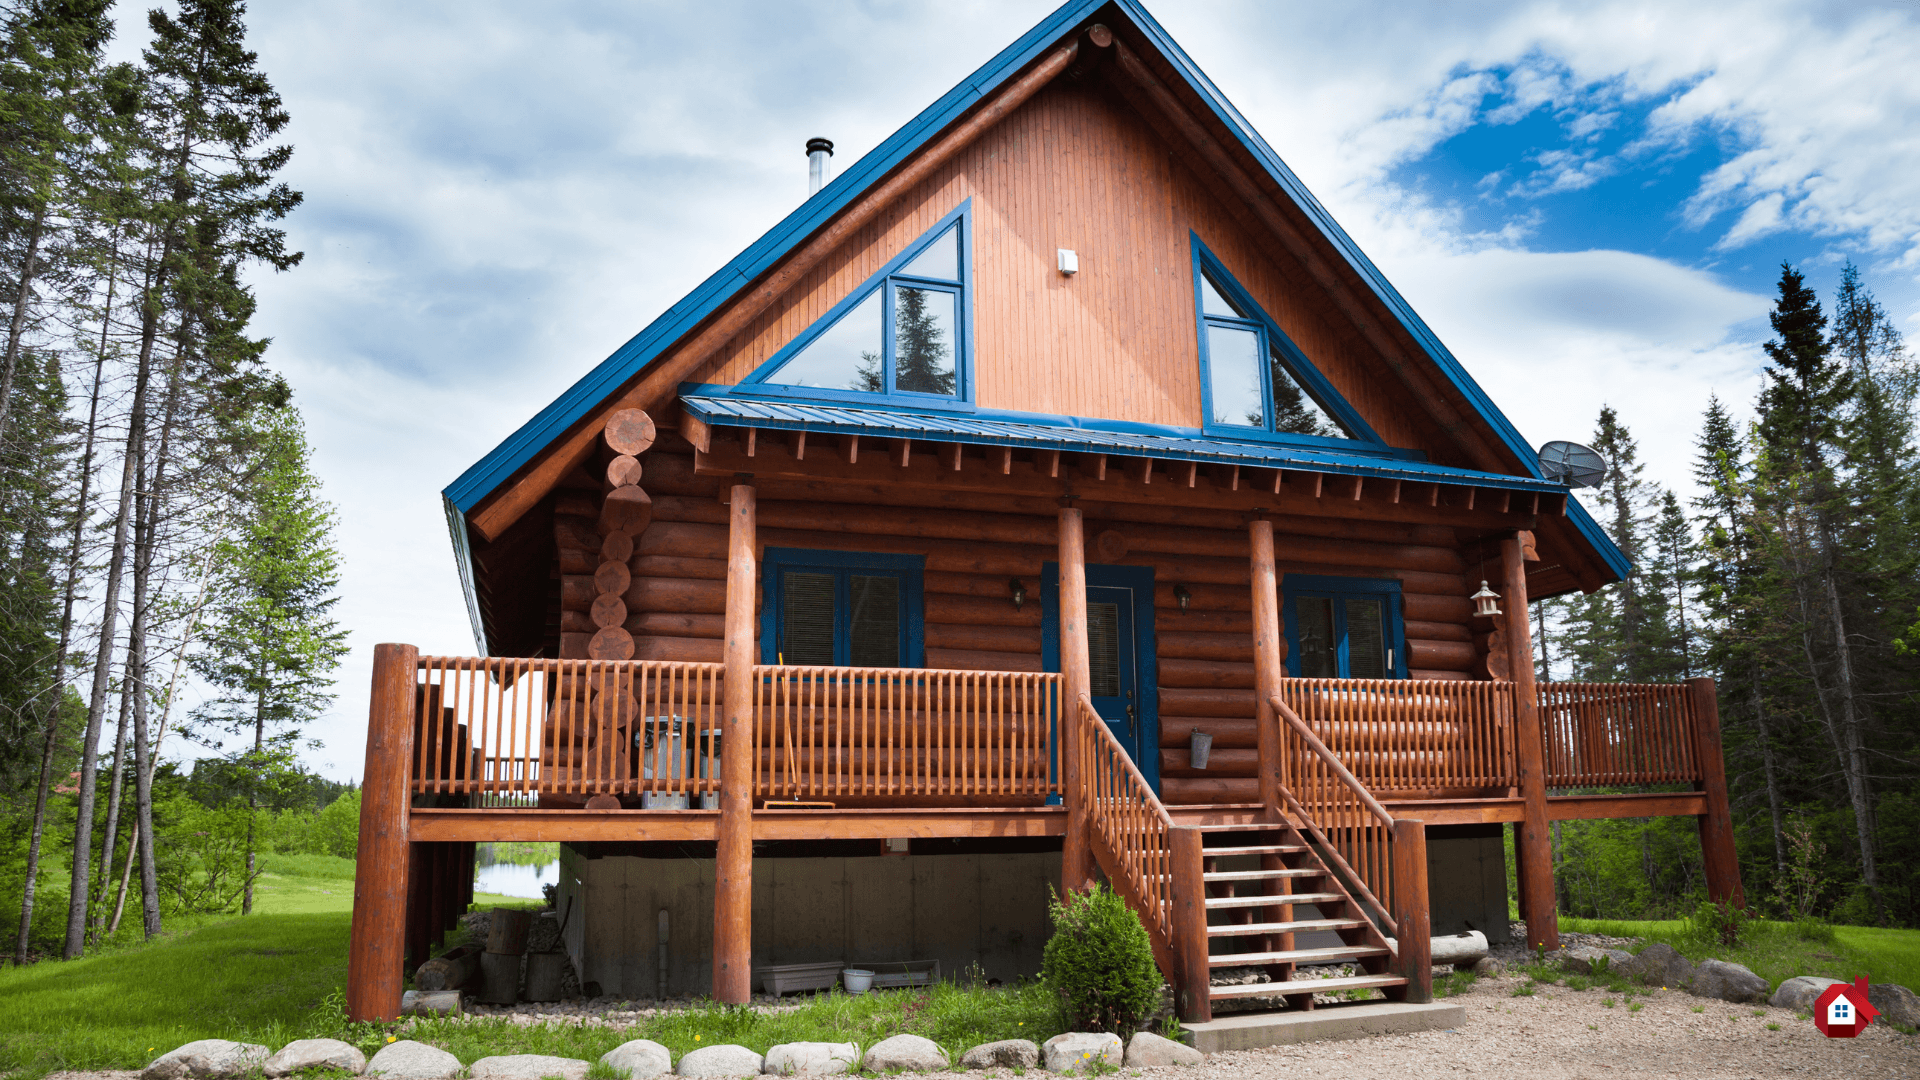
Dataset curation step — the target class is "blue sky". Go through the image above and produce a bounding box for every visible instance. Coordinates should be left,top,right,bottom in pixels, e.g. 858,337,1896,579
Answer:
103,1,1920,779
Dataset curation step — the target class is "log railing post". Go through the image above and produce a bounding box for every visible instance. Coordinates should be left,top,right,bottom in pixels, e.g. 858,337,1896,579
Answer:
1390,818,1432,1003
1688,676,1745,908
1248,519,1286,819
1058,505,1095,893
1168,826,1212,1023
348,642,417,1022
714,484,757,1004
1501,531,1557,950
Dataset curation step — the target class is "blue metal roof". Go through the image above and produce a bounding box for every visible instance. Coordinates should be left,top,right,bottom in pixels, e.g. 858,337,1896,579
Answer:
683,394,1567,494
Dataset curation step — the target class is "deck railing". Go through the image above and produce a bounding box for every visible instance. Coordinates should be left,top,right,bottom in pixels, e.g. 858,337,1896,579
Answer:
1269,694,1400,936
1538,682,1701,787
1274,678,1517,792
753,666,1060,799
1072,693,1175,944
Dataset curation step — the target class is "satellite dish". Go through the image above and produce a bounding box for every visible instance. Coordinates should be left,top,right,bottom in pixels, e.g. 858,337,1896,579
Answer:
1537,441,1608,488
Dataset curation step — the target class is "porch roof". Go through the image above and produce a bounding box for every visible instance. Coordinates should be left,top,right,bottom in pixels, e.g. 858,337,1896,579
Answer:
680,393,1568,494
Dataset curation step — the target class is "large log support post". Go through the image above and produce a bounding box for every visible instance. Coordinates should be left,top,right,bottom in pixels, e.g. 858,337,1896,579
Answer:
1058,505,1095,893
1168,826,1212,1023
1248,519,1285,819
1689,677,1746,909
348,643,417,1022
1501,532,1557,950
1390,818,1432,1003
713,483,757,1004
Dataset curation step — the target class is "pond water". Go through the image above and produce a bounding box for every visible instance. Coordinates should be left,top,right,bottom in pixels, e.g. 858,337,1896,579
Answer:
474,860,557,899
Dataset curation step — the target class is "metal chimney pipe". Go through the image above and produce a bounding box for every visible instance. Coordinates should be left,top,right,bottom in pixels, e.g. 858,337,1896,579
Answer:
806,137,834,195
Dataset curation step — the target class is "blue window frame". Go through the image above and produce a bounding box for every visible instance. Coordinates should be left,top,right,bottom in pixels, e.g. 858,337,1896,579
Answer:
1191,235,1382,448
1282,574,1407,679
760,548,925,668
738,201,974,409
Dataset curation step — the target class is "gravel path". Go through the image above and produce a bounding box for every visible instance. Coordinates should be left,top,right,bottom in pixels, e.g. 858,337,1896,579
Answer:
45,969,1917,1080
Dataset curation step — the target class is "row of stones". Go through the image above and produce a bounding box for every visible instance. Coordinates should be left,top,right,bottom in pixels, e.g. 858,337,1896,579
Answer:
1547,942,1920,1025
144,1030,1203,1080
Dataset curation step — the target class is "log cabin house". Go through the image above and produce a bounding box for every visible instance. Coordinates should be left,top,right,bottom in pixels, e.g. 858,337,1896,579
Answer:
347,0,1744,1042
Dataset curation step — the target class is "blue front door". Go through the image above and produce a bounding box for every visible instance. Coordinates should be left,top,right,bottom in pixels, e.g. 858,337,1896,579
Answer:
1043,563,1160,794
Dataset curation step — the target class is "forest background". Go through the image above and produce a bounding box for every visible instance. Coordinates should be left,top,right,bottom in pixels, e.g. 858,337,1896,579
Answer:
4,0,1920,969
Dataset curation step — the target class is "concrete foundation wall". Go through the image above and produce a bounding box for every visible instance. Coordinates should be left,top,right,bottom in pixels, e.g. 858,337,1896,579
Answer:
567,848,1061,998
1425,824,1510,945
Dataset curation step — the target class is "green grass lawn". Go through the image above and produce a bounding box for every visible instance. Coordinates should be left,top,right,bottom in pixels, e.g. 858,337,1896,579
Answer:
1560,916,1920,991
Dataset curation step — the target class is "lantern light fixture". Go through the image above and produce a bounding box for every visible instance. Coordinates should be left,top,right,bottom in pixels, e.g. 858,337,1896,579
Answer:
1174,584,1193,611
1471,580,1503,618
1009,578,1027,611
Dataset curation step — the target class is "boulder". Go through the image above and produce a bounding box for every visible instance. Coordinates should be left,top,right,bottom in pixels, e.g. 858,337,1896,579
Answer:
1041,1033,1123,1074
957,1040,1040,1071
1769,976,1842,1013
145,1040,271,1080
1470,956,1503,977
1547,946,1634,976
601,1040,674,1079
366,1040,462,1080
1867,983,1920,1029
1690,959,1771,1004
675,1045,765,1078
761,1042,859,1075
1624,943,1696,988
401,990,462,1016
1123,1032,1202,1067
470,1055,592,1080
264,1039,366,1077
862,1034,949,1073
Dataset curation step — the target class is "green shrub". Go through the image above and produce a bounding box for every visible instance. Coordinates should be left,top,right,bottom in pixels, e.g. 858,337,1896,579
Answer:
1039,884,1162,1033
1685,898,1749,948
1792,917,1838,944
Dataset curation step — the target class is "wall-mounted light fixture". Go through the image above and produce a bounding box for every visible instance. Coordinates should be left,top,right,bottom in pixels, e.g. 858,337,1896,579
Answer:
1010,578,1028,611
1471,580,1503,618
1057,248,1079,275
1173,584,1192,611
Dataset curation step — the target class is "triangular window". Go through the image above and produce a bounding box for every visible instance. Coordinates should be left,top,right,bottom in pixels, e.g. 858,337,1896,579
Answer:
749,207,970,402
1193,241,1373,443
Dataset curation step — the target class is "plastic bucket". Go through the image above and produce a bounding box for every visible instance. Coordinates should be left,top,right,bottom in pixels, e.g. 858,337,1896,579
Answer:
842,968,874,995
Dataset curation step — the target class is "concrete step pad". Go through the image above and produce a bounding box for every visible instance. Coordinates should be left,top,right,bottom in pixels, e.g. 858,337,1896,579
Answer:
1183,1000,1467,1053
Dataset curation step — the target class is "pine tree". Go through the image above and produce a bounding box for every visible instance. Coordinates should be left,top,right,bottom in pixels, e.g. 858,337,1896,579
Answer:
188,405,345,914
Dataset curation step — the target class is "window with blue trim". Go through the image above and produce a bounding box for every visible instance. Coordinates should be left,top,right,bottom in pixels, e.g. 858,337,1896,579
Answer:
1282,575,1407,679
761,549,925,668
750,205,971,404
1192,239,1372,444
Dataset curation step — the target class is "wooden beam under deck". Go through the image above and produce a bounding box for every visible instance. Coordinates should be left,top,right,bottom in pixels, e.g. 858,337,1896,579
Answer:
410,790,1707,843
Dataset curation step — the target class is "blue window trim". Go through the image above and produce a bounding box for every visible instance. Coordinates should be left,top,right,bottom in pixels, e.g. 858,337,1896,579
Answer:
1191,234,1385,449
1280,573,1407,679
1040,562,1161,794
759,548,926,668
735,200,975,411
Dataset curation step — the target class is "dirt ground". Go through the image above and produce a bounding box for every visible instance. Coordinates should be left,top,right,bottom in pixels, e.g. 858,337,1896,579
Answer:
45,970,1919,1080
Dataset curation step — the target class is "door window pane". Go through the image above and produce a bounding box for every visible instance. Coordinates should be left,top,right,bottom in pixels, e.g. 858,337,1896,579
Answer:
848,575,901,667
1206,323,1264,427
781,572,836,665
1296,596,1337,678
1344,598,1387,678
1087,602,1121,698
768,290,883,392
893,286,957,395
899,226,959,282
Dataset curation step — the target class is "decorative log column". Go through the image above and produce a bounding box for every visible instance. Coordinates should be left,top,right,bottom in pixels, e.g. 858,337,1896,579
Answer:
713,483,757,1004
592,409,655,665
1168,826,1212,1023
1058,505,1095,893
1689,677,1746,908
1248,519,1285,820
1390,818,1432,1003
1501,531,1557,950
348,643,417,1022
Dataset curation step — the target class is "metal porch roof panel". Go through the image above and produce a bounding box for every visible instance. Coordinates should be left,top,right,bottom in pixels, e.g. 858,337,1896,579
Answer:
681,394,1566,494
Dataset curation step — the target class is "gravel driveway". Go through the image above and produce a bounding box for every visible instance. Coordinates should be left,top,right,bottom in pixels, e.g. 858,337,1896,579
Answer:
45,970,1918,1080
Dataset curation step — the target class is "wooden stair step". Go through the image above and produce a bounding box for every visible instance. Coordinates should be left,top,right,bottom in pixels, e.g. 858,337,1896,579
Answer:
1208,917,1368,938
1205,891,1343,910
1203,868,1322,882
1197,823,1294,833
1208,974,1405,1000
1206,945,1391,967
1203,844,1307,857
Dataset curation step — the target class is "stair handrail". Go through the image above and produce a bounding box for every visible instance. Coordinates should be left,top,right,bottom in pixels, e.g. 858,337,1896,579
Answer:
1270,694,1399,939
1074,694,1175,938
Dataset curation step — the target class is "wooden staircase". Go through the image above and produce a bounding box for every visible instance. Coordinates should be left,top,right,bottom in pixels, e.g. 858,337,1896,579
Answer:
1191,820,1406,1014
